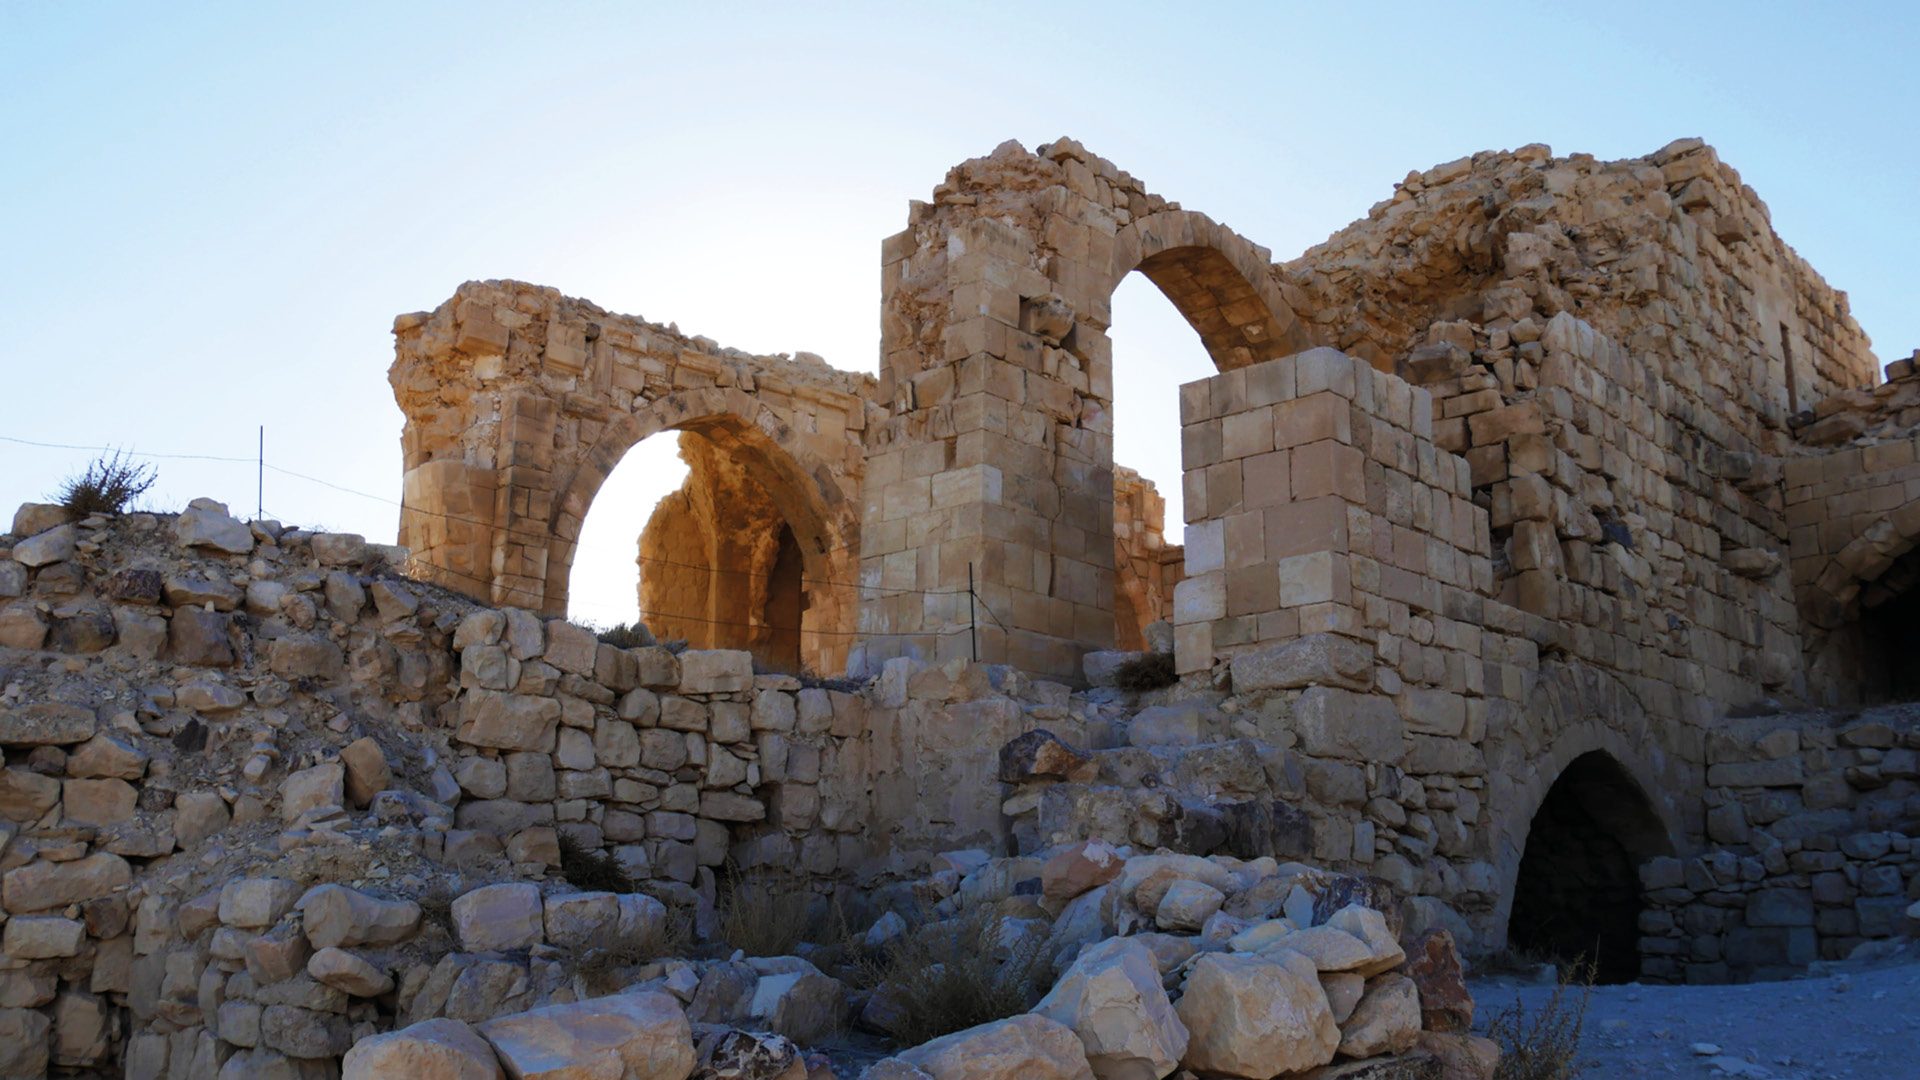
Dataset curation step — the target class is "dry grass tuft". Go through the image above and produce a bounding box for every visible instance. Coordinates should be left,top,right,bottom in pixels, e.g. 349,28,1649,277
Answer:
852,905,1054,1047
1112,651,1178,691
1487,961,1592,1080
717,872,816,958
557,832,638,894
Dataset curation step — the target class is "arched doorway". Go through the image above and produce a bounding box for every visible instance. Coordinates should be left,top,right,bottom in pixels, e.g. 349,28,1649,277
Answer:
1507,750,1674,982
550,392,857,676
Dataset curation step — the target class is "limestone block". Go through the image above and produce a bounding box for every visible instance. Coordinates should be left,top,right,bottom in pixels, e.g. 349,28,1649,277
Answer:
1175,951,1337,1077
545,620,599,676
0,702,96,746
0,766,59,821
1292,688,1403,762
62,776,136,826
3,915,85,959
298,884,422,949
1156,880,1225,932
897,1013,1094,1080
308,947,394,997
340,736,392,806
15,523,79,566
65,734,147,779
1032,937,1187,1080
1336,973,1420,1058
453,883,544,952
0,1007,50,1077
478,990,695,1080
1041,839,1125,909
1398,928,1472,1032
261,1002,354,1059
168,607,234,666
220,877,303,929
678,650,753,694
174,499,254,555
1230,634,1373,692
1326,904,1406,976
344,1017,504,1080
458,691,562,752
281,763,344,821
1127,705,1204,748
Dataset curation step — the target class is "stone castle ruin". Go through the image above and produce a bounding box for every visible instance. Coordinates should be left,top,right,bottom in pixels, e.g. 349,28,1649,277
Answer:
0,136,1916,1076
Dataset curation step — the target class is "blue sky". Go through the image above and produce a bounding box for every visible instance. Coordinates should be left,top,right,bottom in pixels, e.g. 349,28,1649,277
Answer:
3,2,1914,624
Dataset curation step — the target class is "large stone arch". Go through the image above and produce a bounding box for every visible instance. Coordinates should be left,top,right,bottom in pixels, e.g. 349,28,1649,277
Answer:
1479,661,1692,955
858,138,1319,679
544,388,860,673
1099,209,1313,370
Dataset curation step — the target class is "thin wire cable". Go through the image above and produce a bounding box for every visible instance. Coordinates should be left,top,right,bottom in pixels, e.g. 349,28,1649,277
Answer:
0,430,967,597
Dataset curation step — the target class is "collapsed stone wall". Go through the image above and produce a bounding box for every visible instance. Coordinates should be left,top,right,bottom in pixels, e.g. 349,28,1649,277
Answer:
1636,705,1920,981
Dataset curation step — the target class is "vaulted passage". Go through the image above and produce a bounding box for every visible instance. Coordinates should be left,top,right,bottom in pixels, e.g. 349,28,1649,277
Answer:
1508,751,1672,983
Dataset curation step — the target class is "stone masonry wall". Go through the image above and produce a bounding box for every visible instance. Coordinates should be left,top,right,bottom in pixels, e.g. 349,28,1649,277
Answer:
1636,705,1920,981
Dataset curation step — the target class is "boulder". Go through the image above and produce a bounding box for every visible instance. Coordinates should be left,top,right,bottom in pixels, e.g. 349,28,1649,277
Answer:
453,883,545,952
3,915,85,959
309,947,395,997
221,877,303,929
174,498,254,553
1319,972,1365,1024
0,766,61,821
1338,974,1421,1058
340,736,392,806
1326,904,1405,976
746,965,845,1044
344,1017,504,1080
65,734,147,779
12,503,71,538
896,1013,1094,1080
1032,937,1187,1079
1176,951,1339,1078
1040,839,1125,909
1155,879,1225,932
1260,925,1374,973
280,762,345,821
1127,705,1205,747
998,730,1094,783
479,990,696,1080
14,523,79,567
698,1029,803,1080
1415,1032,1499,1080
0,1007,51,1077
1399,929,1472,1033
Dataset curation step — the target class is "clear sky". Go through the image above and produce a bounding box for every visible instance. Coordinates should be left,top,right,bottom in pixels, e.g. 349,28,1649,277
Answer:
3,2,1914,627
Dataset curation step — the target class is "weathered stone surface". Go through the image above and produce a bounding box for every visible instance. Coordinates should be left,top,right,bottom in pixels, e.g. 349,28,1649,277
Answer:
340,736,392,806
299,884,423,949
1155,879,1225,932
897,1013,1095,1080
1032,937,1187,1080
1041,839,1125,908
344,1018,505,1080
62,776,137,826
175,499,255,554
0,1006,51,1076
1231,633,1374,692
999,730,1094,782
0,765,61,820
1338,974,1421,1058
0,701,96,745
1414,1032,1499,1080
478,990,696,1080
65,733,146,778
3,915,85,958
1176,951,1338,1077
309,947,395,997
14,523,79,567
677,650,753,694
1399,929,1472,1032
459,691,562,752
1293,688,1403,762
281,763,345,821
453,882,545,952
222,877,304,928
1327,904,1406,976
3,852,131,912
261,1002,354,1059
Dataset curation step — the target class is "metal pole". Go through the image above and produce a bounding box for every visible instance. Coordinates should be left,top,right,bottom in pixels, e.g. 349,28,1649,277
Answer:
968,562,978,663
256,426,264,521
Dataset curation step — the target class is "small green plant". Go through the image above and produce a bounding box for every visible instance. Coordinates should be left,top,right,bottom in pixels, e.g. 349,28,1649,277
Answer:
595,621,656,648
1487,961,1592,1080
54,450,156,516
1112,651,1177,691
853,905,1054,1047
557,832,638,893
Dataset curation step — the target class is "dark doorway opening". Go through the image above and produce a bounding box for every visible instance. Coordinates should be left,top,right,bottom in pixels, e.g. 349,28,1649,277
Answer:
1508,751,1672,984
1854,550,1920,701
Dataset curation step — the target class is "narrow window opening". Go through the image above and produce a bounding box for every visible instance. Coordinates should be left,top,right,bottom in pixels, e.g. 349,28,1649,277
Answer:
1781,323,1799,414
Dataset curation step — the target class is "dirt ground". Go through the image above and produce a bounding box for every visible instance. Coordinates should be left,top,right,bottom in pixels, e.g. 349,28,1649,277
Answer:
1470,945,1920,1079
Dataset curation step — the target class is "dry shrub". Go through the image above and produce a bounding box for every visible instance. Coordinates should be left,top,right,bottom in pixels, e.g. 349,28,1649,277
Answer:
55,450,156,516
1112,651,1177,691
595,621,656,648
558,832,637,894
416,880,457,933
854,906,1053,1047
717,874,815,958
1487,962,1592,1080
